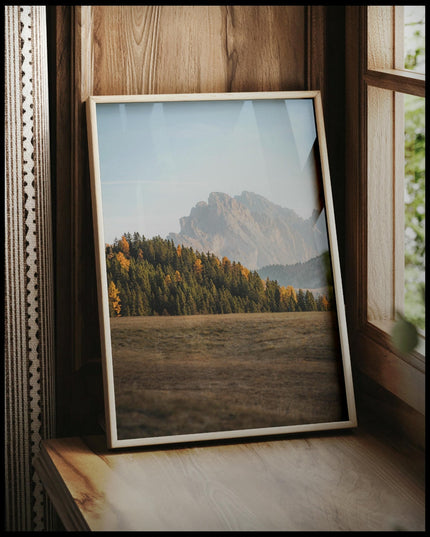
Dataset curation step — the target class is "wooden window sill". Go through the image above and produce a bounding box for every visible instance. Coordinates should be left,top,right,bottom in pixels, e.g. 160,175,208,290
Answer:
368,319,425,364
352,322,425,416
34,429,425,531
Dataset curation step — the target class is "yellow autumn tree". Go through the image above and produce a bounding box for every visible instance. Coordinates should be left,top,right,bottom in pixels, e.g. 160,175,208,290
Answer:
194,258,203,275
240,265,250,279
116,251,130,271
285,285,297,302
108,281,121,317
174,270,182,282
279,285,288,301
176,244,182,257
222,256,231,271
119,235,130,256
321,295,329,311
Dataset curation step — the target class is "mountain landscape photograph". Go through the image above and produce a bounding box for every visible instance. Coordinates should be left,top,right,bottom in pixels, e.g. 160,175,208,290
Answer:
94,96,349,443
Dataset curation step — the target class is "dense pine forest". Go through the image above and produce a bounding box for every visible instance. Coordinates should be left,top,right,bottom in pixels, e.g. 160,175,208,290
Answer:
106,233,333,318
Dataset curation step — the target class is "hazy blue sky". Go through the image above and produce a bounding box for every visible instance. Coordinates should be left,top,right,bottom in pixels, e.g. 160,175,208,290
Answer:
96,98,322,244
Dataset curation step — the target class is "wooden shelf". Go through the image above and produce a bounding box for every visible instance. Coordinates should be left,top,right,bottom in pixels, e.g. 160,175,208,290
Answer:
35,430,425,531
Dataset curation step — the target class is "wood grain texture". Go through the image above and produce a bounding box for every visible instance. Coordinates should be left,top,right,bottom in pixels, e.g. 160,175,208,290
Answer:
71,7,101,372
364,68,426,97
394,91,405,315
324,7,345,271
34,449,89,531
354,325,425,415
367,85,395,322
307,6,326,100
367,6,395,70
344,6,368,333
36,433,425,531
89,5,306,95
47,6,74,436
353,368,425,450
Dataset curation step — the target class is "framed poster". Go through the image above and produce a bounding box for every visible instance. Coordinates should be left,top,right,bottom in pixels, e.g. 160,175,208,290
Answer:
86,91,357,449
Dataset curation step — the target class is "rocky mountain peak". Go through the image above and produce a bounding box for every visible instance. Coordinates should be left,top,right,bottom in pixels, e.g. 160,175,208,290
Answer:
168,191,328,270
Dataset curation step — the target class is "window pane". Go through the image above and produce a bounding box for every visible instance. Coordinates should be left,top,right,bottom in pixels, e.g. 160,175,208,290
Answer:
404,6,425,74
404,93,425,332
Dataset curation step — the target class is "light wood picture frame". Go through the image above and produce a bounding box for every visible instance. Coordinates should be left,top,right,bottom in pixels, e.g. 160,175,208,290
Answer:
86,91,357,449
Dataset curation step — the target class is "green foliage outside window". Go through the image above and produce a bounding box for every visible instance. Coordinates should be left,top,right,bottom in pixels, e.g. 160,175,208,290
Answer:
390,7,425,352
403,8,425,333
404,94,425,332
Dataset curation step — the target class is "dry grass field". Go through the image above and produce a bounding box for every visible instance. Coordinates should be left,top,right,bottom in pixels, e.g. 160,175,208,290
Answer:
109,311,348,440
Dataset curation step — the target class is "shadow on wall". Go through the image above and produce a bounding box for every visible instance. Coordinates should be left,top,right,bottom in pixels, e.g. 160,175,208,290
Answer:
67,359,105,436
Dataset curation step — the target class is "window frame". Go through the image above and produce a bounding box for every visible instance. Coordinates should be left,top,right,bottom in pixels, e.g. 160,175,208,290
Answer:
345,6,425,416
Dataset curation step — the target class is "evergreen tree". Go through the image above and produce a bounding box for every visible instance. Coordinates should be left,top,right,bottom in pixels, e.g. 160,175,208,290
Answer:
105,234,327,317
297,289,306,312
305,290,317,311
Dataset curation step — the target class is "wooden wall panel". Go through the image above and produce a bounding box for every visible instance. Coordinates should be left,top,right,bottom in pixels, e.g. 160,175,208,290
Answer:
87,6,306,96
49,5,330,437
